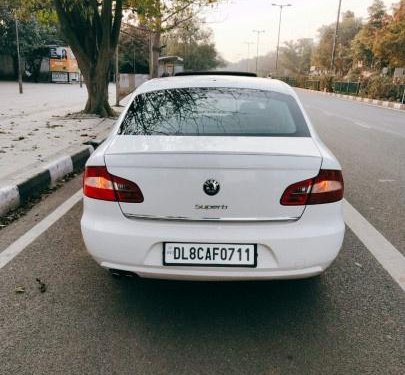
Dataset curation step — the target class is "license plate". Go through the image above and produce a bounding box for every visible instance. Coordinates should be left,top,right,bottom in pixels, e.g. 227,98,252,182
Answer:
163,243,257,267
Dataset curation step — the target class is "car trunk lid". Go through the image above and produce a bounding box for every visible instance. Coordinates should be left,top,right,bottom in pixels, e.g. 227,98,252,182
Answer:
104,136,322,221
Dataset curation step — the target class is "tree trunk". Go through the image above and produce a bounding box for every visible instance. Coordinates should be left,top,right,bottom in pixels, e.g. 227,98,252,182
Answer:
82,64,114,118
53,0,123,118
152,30,161,78
150,11,162,79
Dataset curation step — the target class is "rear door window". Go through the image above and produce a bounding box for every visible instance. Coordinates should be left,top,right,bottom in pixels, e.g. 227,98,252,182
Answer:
119,87,310,137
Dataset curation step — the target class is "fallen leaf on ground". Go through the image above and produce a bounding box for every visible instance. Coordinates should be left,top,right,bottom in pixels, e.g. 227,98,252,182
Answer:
15,286,25,294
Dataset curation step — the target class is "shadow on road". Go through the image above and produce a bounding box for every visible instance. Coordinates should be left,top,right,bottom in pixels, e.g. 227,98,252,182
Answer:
109,275,327,337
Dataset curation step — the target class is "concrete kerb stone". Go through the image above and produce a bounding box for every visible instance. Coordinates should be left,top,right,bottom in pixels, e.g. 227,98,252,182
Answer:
297,88,405,111
0,144,95,217
0,186,20,217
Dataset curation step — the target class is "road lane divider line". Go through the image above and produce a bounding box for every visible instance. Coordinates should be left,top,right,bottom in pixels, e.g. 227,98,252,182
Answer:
0,189,82,270
343,199,405,292
353,121,371,129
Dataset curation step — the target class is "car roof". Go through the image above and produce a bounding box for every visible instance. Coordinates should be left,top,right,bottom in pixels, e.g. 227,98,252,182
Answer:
135,75,294,96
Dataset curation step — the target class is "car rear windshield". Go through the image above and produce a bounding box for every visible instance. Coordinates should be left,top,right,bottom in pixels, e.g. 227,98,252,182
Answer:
118,87,310,137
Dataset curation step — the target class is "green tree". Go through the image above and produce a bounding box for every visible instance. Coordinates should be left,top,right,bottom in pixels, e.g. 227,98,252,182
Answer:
351,0,387,69
311,24,335,72
373,0,405,67
279,38,313,75
0,1,62,80
164,18,224,71
135,0,219,78
119,23,150,74
313,11,362,76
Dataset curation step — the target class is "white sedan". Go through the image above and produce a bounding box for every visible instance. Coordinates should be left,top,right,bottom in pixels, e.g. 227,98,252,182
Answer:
81,73,345,280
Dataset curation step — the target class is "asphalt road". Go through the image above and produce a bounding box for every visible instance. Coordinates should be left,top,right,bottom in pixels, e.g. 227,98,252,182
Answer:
296,89,405,254
0,92,404,374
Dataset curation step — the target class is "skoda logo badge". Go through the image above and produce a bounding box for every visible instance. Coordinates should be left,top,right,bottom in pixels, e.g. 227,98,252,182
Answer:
203,179,220,196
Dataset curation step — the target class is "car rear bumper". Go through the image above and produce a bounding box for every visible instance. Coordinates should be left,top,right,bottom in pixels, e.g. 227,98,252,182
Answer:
81,198,345,281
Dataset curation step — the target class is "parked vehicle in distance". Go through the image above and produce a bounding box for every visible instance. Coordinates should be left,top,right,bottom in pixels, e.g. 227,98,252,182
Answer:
81,73,345,280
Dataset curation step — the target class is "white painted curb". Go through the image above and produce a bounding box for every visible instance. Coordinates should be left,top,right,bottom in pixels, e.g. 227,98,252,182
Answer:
0,145,95,218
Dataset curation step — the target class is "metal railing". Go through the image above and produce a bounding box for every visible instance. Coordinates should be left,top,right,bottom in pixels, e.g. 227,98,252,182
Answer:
273,76,404,102
333,81,360,95
304,80,320,91
273,76,298,87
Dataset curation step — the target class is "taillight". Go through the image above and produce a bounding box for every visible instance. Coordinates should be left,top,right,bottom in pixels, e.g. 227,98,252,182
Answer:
280,169,344,206
83,166,144,203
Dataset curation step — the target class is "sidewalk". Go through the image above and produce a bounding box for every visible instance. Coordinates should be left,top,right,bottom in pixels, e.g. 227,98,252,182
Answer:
0,82,132,216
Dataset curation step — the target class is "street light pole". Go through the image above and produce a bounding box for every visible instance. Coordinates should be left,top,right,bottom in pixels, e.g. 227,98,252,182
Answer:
330,0,342,74
253,30,265,75
14,13,23,94
272,3,292,74
244,41,253,72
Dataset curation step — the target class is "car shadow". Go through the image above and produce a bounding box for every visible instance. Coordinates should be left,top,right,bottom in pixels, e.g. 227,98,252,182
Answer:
109,275,328,334
92,272,336,373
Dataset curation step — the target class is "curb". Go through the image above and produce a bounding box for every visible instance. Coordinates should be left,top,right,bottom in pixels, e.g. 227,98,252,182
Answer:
296,88,405,111
0,144,98,217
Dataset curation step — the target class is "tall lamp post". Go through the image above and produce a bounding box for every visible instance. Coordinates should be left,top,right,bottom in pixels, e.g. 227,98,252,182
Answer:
272,3,291,73
244,41,254,72
253,30,265,75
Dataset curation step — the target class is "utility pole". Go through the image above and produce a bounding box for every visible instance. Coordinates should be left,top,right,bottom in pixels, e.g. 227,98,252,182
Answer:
14,13,23,94
330,0,342,74
272,3,292,74
253,30,265,75
244,41,254,72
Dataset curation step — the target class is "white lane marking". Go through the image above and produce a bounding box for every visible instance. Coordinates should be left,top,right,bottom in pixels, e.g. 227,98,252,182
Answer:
0,189,82,270
353,121,371,129
1,190,404,293
378,179,396,183
343,199,405,292
321,109,335,117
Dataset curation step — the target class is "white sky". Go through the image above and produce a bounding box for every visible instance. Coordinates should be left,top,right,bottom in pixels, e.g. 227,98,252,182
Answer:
203,0,395,62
